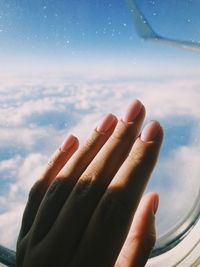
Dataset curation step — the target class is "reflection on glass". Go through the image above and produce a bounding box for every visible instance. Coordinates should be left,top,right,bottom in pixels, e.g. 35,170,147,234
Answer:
0,0,200,257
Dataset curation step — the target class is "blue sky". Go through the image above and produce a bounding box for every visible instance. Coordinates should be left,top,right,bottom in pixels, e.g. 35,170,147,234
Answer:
1,0,200,72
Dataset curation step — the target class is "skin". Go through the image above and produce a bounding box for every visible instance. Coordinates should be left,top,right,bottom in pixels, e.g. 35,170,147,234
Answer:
16,100,163,267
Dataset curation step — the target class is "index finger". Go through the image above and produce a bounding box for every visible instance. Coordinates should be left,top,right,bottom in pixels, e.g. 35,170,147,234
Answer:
71,121,163,267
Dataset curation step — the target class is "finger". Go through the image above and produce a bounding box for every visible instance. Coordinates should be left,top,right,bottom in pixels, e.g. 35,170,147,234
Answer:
29,113,118,244
115,192,158,267
40,134,79,187
47,100,146,263
18,134,79,243
57,113,118,183
71,121,163,267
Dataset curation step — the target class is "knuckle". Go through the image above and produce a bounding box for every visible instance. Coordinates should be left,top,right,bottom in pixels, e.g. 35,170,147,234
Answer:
101,192,130,224
47,149,60,168
130,232,156,248
74,174,95,199
110,128,125,143
28,180,44,200
109,120,129,143
84,132,100,151
45,178,64,198
128,143,156,174
128,148,145,165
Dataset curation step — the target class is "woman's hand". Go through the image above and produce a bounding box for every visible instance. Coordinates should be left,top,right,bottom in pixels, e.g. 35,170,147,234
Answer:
16,99,163,267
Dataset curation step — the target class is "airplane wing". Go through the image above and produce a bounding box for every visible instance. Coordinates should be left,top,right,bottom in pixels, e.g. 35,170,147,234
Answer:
126,0,200,52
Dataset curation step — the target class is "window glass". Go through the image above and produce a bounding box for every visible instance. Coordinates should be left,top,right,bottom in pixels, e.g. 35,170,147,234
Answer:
0,0,200,254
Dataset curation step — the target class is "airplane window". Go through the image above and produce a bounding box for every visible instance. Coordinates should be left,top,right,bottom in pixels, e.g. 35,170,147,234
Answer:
0,0,200,266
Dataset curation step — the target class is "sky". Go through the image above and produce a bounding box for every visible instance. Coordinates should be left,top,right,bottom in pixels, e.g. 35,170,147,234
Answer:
0,0,200,254
1,0,200,73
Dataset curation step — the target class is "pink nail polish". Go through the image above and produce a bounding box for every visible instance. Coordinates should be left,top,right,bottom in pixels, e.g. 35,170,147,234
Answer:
122,99,142,123
61,134,76,152
141,121,161,142
96,113,117,134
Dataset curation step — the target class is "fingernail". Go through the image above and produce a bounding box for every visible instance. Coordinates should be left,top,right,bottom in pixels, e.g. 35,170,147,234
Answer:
141,121,161,142
122,100,142,123
96,113,117,134
153,195,159,214
61,134,77,152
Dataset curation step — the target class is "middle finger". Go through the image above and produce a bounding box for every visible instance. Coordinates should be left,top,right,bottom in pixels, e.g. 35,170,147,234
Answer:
48,100,145,261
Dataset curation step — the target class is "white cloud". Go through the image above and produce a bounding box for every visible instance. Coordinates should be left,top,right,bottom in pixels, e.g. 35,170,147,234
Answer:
0,205,24,249
154,142,200,236
0,156,21,172
0,153,47,249
0,75,200,128
0,74,199,250
11,153,47,198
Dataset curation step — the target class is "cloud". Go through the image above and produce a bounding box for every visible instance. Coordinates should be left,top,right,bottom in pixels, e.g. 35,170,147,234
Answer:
0,205,24,248
151,141,200,236
0,74,199,250
0,154,47,249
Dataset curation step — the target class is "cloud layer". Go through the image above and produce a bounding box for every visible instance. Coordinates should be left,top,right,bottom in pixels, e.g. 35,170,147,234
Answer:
0,73,200,249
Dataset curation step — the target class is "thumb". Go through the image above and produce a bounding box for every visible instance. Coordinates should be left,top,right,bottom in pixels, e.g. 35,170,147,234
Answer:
115,192,159,267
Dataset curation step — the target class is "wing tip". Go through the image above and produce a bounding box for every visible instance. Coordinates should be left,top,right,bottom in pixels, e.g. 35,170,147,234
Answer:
126,0,159,40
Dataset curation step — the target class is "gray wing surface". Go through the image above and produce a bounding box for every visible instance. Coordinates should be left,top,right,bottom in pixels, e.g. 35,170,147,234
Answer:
126,0,200,52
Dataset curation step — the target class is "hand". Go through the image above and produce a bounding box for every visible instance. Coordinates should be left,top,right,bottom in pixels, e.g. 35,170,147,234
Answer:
16,100,163,267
